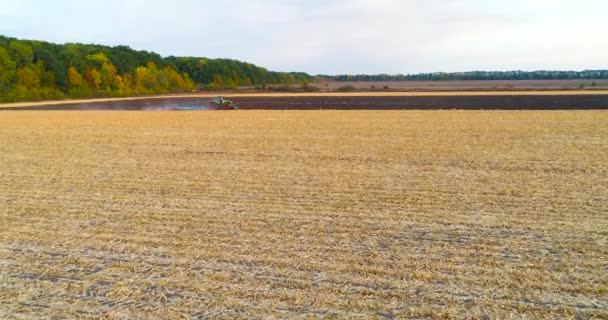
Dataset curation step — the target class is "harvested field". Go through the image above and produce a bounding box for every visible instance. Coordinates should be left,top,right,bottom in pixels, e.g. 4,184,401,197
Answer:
0,110,607,319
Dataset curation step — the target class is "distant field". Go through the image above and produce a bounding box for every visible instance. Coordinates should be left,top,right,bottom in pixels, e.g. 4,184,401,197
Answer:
1,111,607,318
319,80,608,91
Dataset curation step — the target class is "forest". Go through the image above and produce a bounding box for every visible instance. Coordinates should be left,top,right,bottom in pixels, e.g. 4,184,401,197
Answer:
3,35,608,103
0,35,312,102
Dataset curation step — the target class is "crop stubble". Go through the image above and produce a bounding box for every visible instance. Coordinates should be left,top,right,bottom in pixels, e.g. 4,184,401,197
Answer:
0,110,607,318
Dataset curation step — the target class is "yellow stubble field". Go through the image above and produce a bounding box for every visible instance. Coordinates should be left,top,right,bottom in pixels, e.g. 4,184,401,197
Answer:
0,110,607,319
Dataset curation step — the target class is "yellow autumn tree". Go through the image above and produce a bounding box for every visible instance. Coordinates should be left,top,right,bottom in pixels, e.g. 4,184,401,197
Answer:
67,66,89,97
13,60,51,100
68,66,84,87
145,62,160,92
111,74,125,96
182,73,195,91
164,66,184,89
85,68,102,91
15,66,40,100
134,65,150,94
122,72,133,96
162,67,196,92
86,52,109,64
100,61,118,93
16,66,40,89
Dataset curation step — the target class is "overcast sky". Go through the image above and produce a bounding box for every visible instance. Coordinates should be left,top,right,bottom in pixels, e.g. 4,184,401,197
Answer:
1,0,606,74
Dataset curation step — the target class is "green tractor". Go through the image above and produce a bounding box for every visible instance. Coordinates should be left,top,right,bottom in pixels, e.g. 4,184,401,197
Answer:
212,96,237,110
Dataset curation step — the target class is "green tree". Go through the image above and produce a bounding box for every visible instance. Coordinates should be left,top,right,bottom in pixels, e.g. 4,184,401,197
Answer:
0,47,16,94
14,61,47,100
208,74,224,90
9,40,34,67
225,77,237,89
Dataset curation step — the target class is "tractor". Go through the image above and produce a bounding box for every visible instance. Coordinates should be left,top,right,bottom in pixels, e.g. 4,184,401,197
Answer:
211,96,238,110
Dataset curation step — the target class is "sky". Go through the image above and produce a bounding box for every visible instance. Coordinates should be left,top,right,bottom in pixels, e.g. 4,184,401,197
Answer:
0,0,607,75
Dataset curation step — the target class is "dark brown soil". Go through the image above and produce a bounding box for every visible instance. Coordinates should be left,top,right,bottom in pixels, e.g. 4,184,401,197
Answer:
235,95,608,110
4,94,608,110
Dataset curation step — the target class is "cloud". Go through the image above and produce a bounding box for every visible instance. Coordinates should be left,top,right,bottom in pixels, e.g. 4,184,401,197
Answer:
0,0,607,74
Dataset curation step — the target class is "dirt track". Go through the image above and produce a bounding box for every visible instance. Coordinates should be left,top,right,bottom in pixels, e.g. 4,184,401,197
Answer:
2,92,608,110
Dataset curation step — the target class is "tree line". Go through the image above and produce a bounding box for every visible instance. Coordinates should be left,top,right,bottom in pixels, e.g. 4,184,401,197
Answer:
0,35,312,102
320,70,608,82
165,57,311,90
3,35,607,103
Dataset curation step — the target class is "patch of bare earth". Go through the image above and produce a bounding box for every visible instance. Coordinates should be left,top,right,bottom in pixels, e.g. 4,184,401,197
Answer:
0,111,607,319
